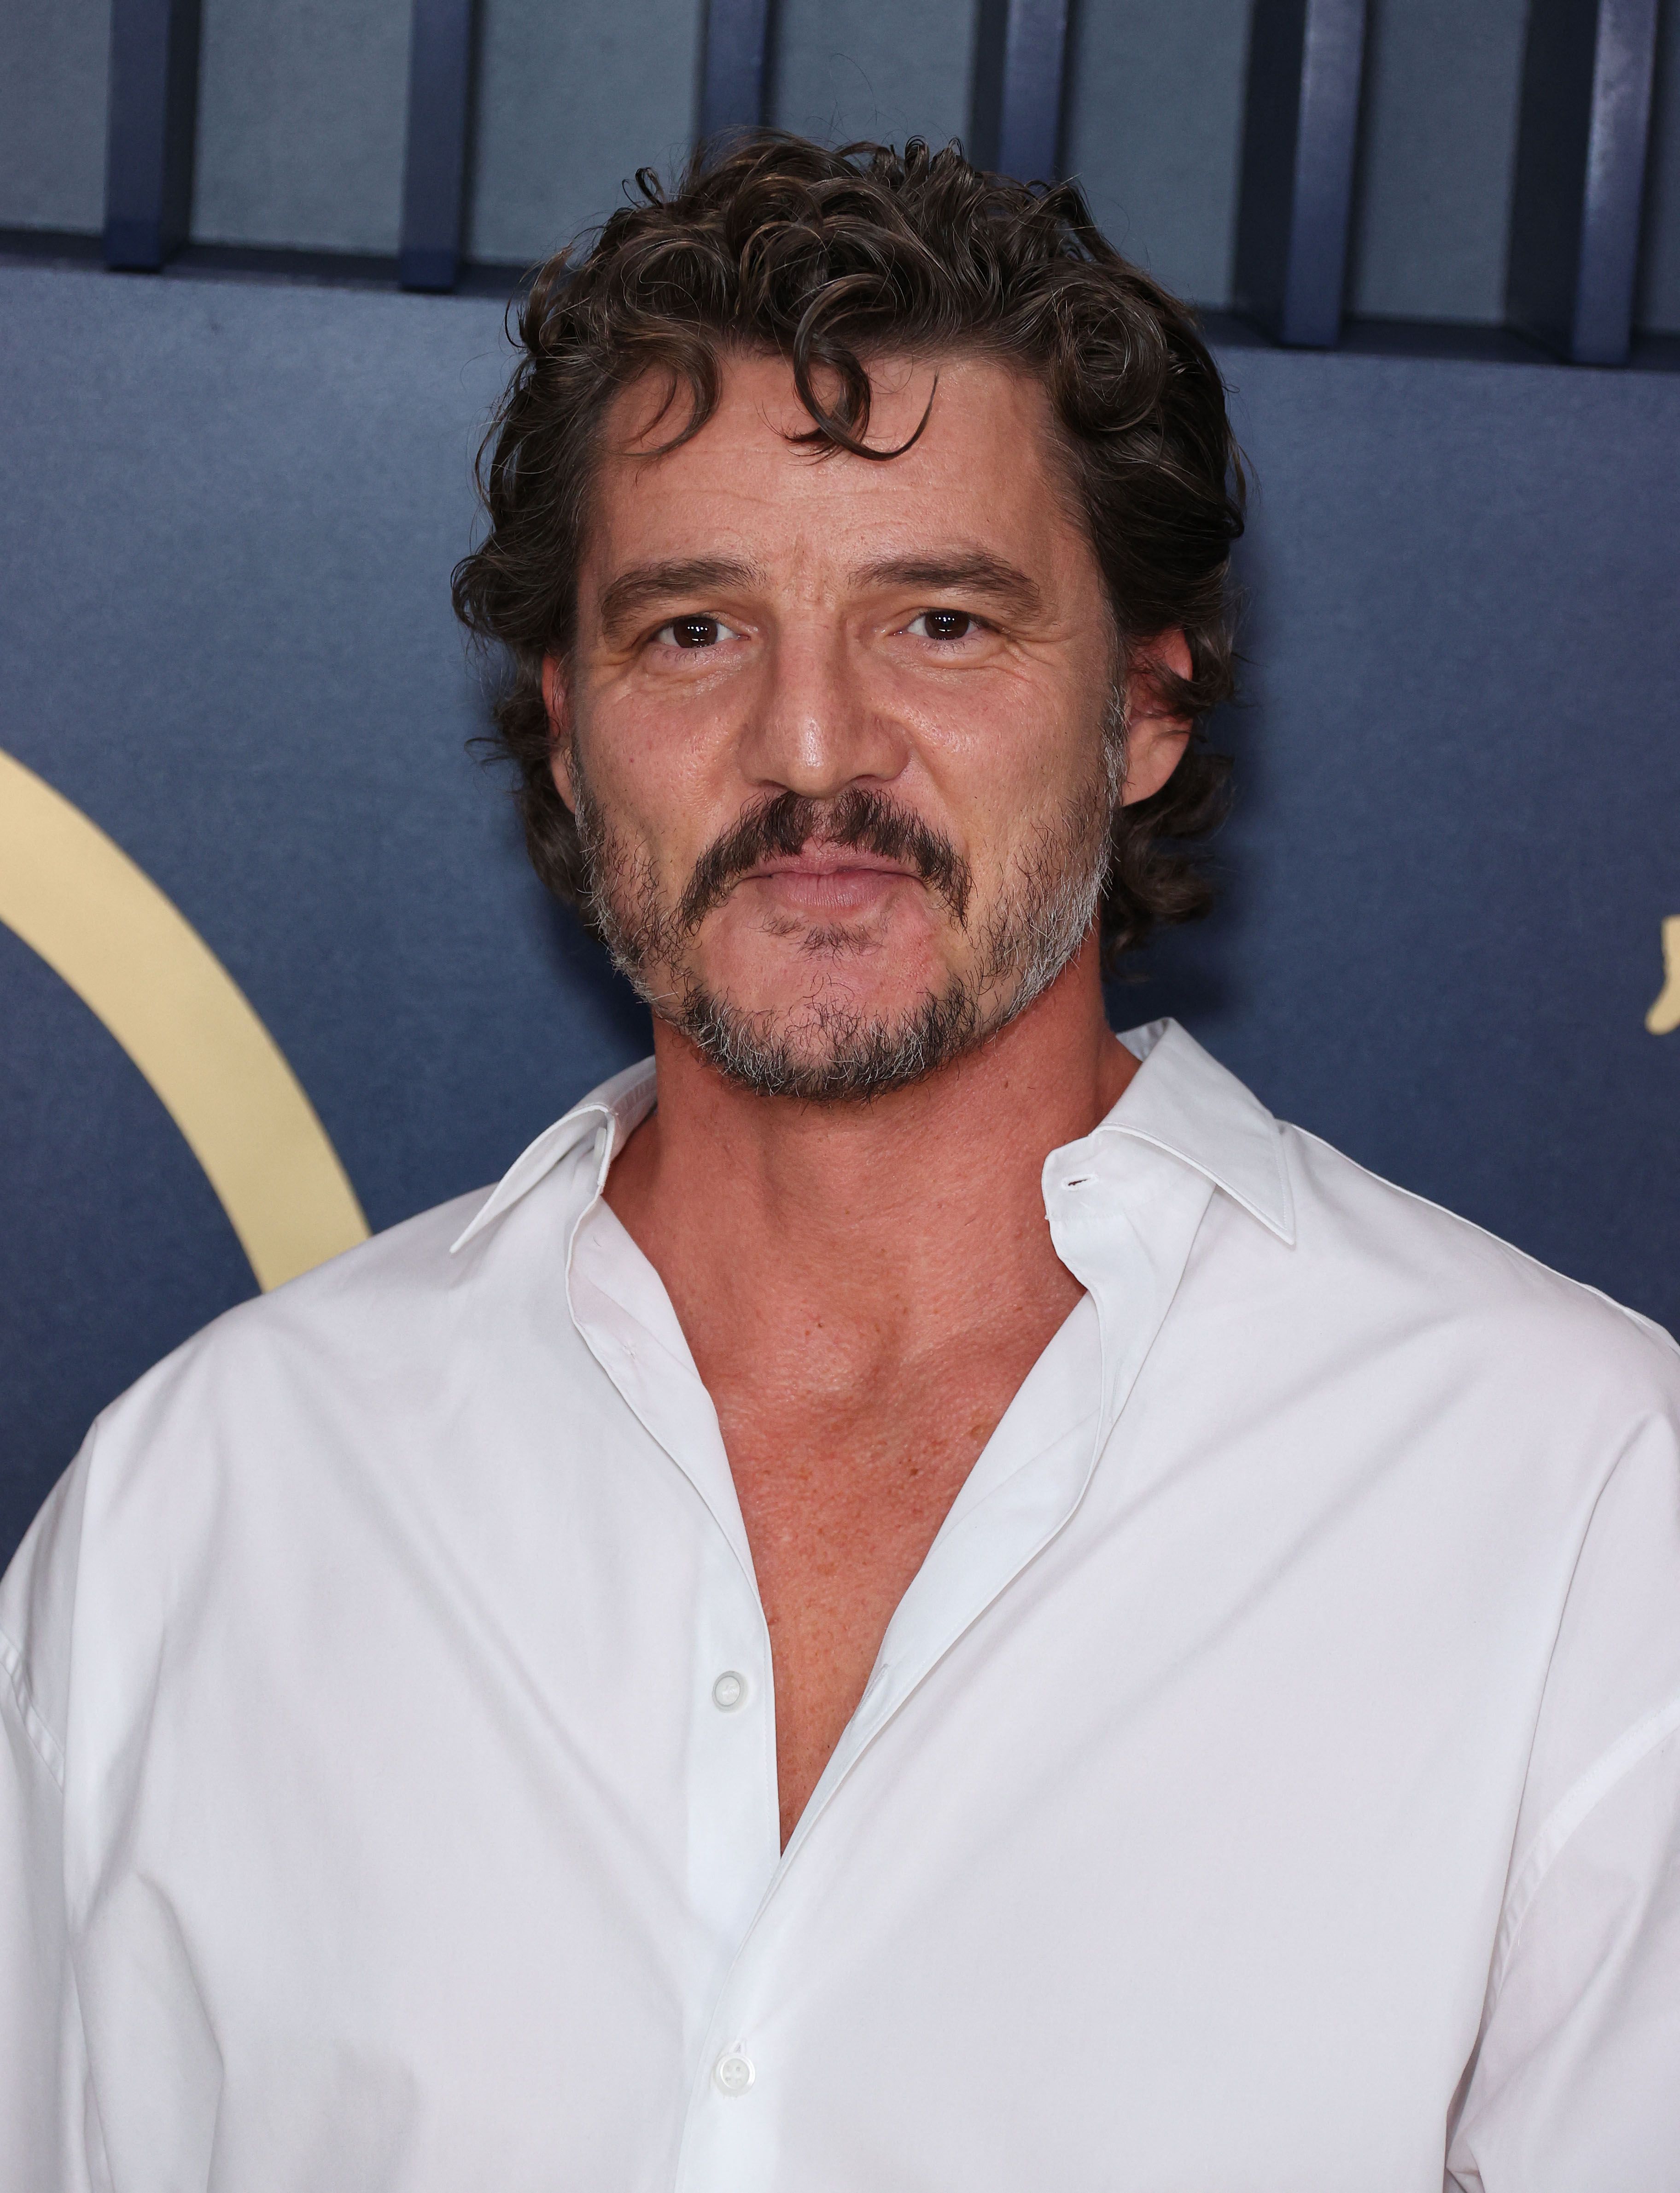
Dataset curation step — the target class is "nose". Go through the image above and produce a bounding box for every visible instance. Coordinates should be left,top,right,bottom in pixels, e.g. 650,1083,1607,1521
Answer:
735,622,908,802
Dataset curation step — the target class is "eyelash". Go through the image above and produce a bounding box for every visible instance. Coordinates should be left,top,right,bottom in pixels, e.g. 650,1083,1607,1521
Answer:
650,614,742,651
646,608,991,651
904,610,985,642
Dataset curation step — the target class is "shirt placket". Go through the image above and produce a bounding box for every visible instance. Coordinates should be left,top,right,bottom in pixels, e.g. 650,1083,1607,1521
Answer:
564,1174,783,2041
664,1137,1218,2193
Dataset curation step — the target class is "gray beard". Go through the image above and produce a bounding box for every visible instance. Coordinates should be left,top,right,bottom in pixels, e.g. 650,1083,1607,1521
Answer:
572,728,1120,1103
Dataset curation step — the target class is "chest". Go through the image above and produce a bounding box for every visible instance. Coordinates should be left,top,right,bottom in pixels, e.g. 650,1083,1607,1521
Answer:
86,1388,1534,2193
707,1307,1073,1588
707,1336,1065,1840
723,1376,991,1571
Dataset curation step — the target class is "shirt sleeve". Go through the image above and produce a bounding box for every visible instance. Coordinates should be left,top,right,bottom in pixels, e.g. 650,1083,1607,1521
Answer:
1447,1395,1680,2191
0,1458,105,2193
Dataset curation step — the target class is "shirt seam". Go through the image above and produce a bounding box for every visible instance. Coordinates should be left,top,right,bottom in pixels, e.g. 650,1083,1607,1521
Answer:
0,1622,66,1791
1287,1125,1680,1359
1488,1691,1680,2003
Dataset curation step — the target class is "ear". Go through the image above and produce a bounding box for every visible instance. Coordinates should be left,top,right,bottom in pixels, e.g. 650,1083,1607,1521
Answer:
1120,630,1194,807
541,654,576,809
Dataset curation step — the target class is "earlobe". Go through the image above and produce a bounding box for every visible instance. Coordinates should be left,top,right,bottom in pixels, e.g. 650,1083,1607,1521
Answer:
1121,721,1191,807
1120,629,1194,807
542,655,576,808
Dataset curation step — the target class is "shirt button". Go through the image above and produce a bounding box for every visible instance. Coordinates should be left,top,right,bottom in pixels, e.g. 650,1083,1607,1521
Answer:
714,2050,755,2095
712,1670,747,1712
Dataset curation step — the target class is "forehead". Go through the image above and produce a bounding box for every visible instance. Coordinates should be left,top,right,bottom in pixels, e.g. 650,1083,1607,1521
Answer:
583,350,1085,582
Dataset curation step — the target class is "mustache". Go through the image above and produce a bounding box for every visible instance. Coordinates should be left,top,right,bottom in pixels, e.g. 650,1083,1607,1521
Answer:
676,787,973,932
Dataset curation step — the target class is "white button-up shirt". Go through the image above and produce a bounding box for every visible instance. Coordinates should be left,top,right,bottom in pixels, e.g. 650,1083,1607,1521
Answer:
4,1021,1678,2191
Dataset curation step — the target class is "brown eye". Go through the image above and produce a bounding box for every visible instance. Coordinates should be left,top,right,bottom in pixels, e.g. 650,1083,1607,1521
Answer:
671,616,721,648
913,609,976,641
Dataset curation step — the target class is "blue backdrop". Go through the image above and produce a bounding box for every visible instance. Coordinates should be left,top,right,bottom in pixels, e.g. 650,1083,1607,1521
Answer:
3,257,1678,1566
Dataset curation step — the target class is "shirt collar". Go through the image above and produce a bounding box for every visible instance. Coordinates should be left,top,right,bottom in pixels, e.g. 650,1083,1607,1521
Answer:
1101,1019,1295,1246
449,1055,656,1254
450,1017,1294,1256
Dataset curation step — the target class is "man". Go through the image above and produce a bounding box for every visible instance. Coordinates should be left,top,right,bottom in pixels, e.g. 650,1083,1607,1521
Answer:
3,135,1677,2191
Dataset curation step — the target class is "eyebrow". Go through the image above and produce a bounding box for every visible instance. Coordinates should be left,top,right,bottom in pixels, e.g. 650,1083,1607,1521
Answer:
595,556,761,639
858,551,1044,619
592,546,1045,640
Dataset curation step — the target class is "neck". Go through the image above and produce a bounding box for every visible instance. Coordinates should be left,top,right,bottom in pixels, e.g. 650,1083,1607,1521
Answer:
604,934,1136,1367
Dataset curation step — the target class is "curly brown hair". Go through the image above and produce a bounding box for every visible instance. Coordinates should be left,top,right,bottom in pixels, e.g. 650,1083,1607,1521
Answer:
452,131,1246,961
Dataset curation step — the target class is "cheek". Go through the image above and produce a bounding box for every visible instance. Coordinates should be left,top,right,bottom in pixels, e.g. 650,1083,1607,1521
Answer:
576,690,740,880
908,681,1102,860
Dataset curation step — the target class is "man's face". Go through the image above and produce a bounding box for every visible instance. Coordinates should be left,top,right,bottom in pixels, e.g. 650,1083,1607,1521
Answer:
550,350,1182,1098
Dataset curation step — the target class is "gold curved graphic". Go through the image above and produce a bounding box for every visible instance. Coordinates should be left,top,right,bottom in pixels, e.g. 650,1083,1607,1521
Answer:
0,747,368,1289
1647,917,1680,1036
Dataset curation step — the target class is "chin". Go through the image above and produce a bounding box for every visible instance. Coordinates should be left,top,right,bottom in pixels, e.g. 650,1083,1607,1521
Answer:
666,957,994,1102
706,916,954,1000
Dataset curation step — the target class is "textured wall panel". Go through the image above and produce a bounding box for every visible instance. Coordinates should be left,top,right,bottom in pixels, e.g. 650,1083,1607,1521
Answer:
1142,336,1680,1306
772,0,982,154
465,0,703,265
1063,0,1251,307
0,0,111,232
190,0,409,251
1347,0,1528,324
1637,0,1680,329
0,263,649,1559
766,0,977,153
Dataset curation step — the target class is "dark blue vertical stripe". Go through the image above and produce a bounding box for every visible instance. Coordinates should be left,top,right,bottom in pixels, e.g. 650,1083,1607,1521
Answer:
699,0,773,142
1236,0,1365,348
969,0,1070,182
1507,0,1659,365
104,0,202,271
399,0,478,293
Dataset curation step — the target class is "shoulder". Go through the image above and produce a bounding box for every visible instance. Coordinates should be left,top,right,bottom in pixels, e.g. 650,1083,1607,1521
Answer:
38,1137,594,1554
1,1072,649,1715
0,1121,621,1749
0,1164,590,1732
103,1185,492,1440
1119,1019,1676,1406
1276,1116,1680,1407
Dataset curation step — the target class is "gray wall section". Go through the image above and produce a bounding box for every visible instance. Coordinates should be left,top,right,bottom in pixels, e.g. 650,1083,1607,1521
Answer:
1348,0,1529,324
1063,0,1252,307
766,0,976,153
191,0,410,251
464,0,703,265
0,0,110,232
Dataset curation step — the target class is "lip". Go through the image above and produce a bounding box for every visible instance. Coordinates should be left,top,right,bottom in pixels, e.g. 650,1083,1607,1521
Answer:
740,847,921,914
746,848,918,882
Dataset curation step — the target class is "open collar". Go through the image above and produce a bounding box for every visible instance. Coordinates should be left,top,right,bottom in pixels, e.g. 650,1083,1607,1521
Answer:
450,1018,1294,1257
450,1056,656,1255
1103,1019,1296,1246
